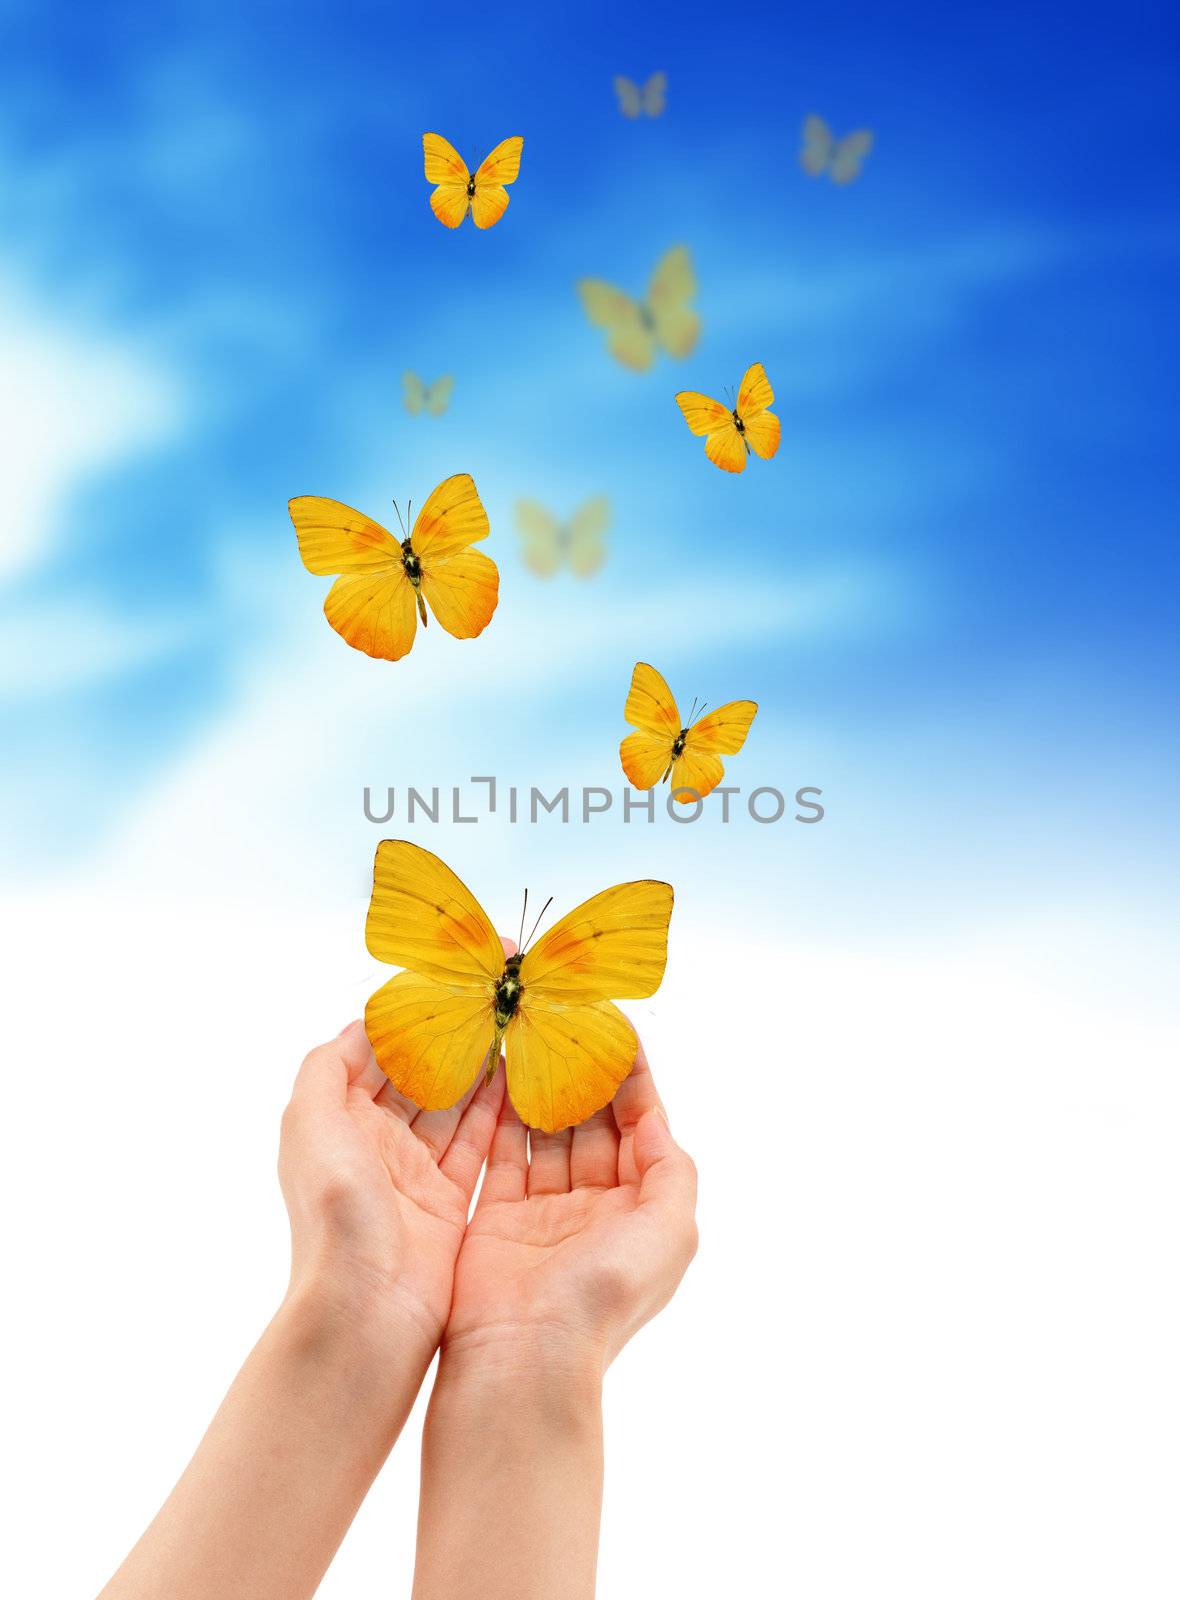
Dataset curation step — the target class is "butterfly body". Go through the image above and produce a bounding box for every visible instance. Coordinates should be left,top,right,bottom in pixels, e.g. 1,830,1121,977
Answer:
675,362,779,473
422,132,524,229
402,372,453,416
289,474,498,660
621,662,757,800
578,246,699,371
515,497,610,578
364,841,674,1131
800,115,873,184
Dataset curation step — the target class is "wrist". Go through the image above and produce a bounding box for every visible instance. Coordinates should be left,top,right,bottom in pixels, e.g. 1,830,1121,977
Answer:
279,1272,439,1378
434,1322,606,1420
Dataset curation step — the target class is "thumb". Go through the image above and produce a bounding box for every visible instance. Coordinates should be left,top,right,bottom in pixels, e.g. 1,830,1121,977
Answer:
634,1107,695,1204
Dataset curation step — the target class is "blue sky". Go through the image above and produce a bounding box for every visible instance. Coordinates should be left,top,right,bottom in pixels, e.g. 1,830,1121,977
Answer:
1,0,1177,933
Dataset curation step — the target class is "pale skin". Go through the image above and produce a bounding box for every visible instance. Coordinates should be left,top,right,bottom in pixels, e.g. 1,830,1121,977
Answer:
99,945,698,1600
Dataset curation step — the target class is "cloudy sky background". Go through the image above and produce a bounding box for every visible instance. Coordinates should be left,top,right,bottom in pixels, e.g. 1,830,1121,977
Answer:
3,3,1178,1593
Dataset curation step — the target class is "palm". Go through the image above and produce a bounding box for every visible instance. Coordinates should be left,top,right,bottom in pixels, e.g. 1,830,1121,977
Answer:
445,1039,695,1368
450,1183,641,1342
281,1021,503,1346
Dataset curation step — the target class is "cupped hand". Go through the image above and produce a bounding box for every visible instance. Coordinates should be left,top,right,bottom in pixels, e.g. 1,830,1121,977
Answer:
278,1019,504,1353
445,1021,698,1378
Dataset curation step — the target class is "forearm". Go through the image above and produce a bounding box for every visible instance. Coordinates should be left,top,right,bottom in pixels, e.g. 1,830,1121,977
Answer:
412,1336,605,1600
99,1286,433,1600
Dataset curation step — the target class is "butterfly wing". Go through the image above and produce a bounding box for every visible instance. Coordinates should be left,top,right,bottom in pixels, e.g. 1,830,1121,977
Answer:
506,997,637,1132
830,129,873,184
470,135,523,229
421,547,499,639
324,569,418,660
620,660,680,788
365,840,504,988
566,495,610,577
521,880,674,1005
736,362,781,460
403,371,426,414
614,75,642,117
670,699,758,801
409,474,498,638
516,500,563,577
689,699,758,754
289,496,417,660
366,971,494,1111
800,114,833,176
411,473,491,560
624,660,680,736
423,132,472,227
647,245,700,359
642,71,667,115
425,375,454,416
675,391,747,473
577,279,657,370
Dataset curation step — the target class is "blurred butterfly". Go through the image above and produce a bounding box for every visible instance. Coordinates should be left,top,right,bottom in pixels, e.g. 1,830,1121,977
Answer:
577,245,700,371
289,474,498,661
800,114,873,184
515,496,610,578
614,71,667,118
422,132,524,228
620,662,757,802
675,362,780,474
402,371,454,416
364,840,674,1132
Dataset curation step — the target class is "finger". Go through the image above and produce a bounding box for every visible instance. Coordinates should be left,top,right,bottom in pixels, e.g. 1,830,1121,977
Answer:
289,1020,370,1113
527,1126,573,1197
438,1063,506,1200
612,1036,665,1185
570,1105,620,1190
409,1068,485,1159
633,1107,699,1231
500,935,518,958
337,1018,398,1101
478,1090,528,1205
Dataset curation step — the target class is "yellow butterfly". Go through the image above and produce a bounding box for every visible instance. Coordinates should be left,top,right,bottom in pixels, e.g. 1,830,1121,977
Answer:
364,840,674,1132
614,71,667,118
577,245,700,371
289,474,498,661
800,114,874,184
515,496,610,578
422,132,524,229
675,362,781,474
620,661,757,802
402,371,454,416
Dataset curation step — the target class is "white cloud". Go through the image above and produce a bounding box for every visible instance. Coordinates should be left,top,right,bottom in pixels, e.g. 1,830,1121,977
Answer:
0,598,194,700
0,274,182,582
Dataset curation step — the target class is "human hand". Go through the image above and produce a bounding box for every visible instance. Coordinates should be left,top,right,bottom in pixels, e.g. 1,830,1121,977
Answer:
278,1019,504,1355
443,1011,698,1382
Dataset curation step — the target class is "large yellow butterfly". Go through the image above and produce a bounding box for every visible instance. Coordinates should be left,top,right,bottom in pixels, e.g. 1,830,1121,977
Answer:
614,71,667,118
577,245,700,371
289,474,498,661
675,362,781,474
422,132,524,229
402,371,454,416
620,661,757,802
364,841,674,1132
800,115,874,184
515,496,610,578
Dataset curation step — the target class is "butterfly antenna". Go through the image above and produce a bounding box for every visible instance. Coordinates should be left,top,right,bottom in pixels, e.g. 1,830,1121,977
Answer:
687,695,699,725
522,895,554,955
392,499,407,538
698,700,709,719
406,498,412,533
516,888,528,954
